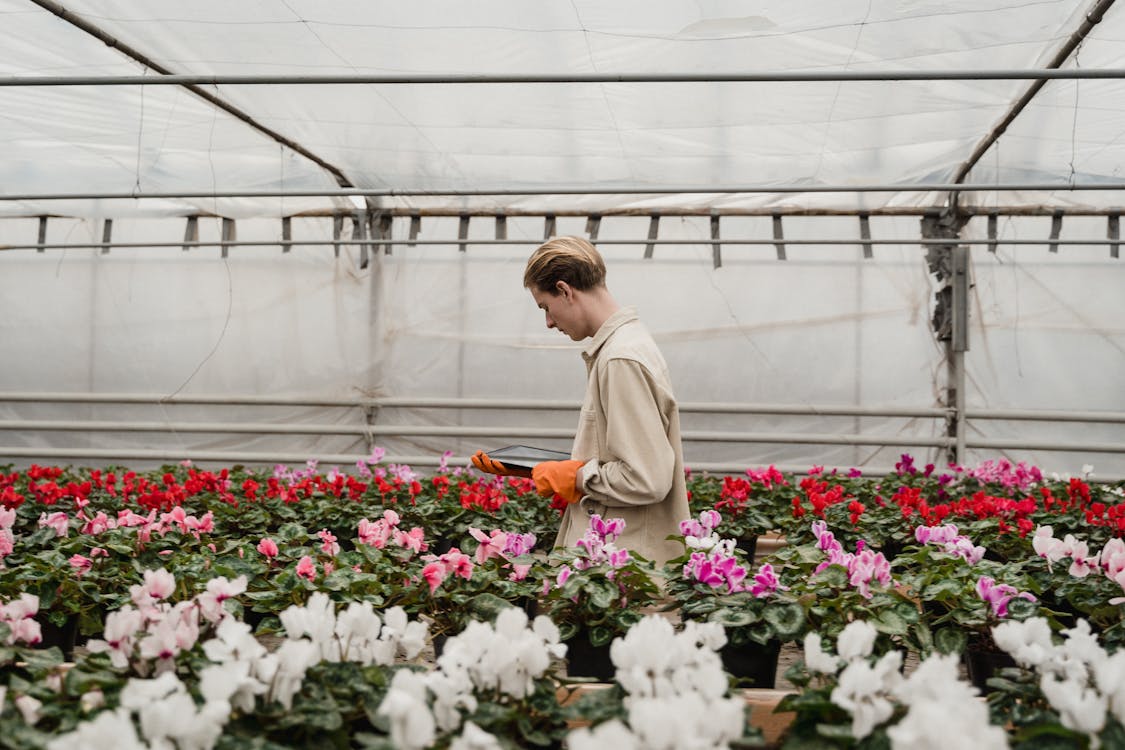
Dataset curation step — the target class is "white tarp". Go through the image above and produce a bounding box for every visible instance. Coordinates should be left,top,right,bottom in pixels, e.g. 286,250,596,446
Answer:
3,1,1125,215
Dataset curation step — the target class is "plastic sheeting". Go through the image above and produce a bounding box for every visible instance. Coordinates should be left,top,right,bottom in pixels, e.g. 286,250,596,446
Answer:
1,213,1122,477
2,1,1125,216
1,2,1124,476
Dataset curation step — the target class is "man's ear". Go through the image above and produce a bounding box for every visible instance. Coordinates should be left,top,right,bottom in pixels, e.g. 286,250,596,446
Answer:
555,280,573,299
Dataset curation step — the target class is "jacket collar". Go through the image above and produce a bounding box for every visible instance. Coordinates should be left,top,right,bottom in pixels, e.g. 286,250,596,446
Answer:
582,306,637,363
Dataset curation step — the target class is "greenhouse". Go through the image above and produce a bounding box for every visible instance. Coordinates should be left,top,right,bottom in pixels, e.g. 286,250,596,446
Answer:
2,1,1125,748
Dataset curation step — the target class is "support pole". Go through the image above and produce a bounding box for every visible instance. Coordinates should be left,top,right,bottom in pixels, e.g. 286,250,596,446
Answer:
922,208,971,465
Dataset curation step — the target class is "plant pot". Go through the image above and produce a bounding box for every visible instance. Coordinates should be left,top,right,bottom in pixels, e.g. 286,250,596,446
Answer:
720,638,782,688
565,635,615,682
735,535,759,561
963,645,1017,694
36,613,78,659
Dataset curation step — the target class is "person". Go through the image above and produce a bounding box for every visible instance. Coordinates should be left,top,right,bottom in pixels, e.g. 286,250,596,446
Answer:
472,236,689,566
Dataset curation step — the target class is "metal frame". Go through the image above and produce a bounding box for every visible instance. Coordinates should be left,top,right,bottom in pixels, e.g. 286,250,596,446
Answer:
1,394,1122,479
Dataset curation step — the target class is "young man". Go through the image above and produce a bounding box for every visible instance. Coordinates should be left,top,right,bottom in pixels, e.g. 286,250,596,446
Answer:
473,236,689,566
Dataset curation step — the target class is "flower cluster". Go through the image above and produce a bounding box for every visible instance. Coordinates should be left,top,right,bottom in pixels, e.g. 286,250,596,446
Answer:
975,576,1036,619
468,526,536,581
421,548,475,594
805,620,1006,747
811,521,892,599
914,523,985,564
0,592,41,646
678,513,783,598
357,508,427,553
963,457,1044,494
86,568,246,674
568,615,746,750
376,606,565,750
1032,525,1125,600
993,616,1125,744
0,506,14,563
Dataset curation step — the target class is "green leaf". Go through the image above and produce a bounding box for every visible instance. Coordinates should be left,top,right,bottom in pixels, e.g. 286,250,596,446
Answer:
872,609,909,636
1006,597,1039,619
763,602,807,639
933,627,969,655
714,607,758,629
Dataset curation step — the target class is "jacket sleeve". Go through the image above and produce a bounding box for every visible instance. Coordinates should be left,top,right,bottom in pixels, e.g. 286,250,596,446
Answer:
578,356,675,507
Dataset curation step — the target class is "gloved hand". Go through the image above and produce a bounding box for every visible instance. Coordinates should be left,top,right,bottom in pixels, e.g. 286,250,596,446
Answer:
532,459,585,505
471,450,531,477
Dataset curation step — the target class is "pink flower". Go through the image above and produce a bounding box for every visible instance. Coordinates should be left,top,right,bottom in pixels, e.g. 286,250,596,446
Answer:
556,565,572,588
38,511,69,537
295,556,317,581
422,561,447,594
132,568,175,606
976,575,1036,618
69,554,93,576
318,529,340,556
257,538,279,558
80,511,115,536
393,527,427,554
749,563,783,598
469,527,508,565
90,547,108,558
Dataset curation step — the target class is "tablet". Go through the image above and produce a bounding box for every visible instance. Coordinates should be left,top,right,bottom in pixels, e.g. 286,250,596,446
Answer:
486,444,572,470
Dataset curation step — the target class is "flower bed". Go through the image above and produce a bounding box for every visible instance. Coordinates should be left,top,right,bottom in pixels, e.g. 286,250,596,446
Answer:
0,452,1123,748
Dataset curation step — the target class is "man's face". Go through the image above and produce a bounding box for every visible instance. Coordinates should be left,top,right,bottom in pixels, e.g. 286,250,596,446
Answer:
530,284,587,341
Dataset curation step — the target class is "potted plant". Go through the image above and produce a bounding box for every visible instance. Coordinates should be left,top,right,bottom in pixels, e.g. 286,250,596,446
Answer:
537,515,662,681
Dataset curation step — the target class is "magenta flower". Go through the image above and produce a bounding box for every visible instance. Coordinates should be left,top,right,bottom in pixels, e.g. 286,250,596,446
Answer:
556,565,572,588
749,563,783,598
976,575,1036,618
469,527,509,564
422,561,446,594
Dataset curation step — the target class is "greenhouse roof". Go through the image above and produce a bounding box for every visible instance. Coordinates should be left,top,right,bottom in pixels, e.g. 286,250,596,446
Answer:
3,0,1125,218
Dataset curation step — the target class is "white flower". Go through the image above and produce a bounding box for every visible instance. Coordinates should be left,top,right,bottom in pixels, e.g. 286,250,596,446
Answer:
80,689,106,714
1041,674,1107,740
830,651,902,740
377,670,437,750
379,605,427,662
449,721,504,750
888,655,1008,750
202,616,267,664
279,592,337,651
136,689,198,744
46,708,146,750
567,719,640,750
836,620,878,662
992,617,1057,669
119,671,183,710
199,660,266,714
803,632,840,675
15,694,43,725
532,614,567,660
267,638,319,710
1093,651,1125,727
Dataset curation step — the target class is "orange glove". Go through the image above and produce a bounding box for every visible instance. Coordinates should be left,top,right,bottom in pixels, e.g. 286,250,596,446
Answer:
532,459,585,505
471,450,531,478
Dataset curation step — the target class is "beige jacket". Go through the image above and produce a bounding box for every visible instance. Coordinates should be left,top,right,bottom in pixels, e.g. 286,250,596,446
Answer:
554,306,689,566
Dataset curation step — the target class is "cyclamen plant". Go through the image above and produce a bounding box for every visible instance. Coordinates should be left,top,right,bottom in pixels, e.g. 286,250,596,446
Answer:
568,615,754,750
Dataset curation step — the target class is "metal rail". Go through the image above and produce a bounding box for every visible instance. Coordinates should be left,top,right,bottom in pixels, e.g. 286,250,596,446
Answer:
4,237,1125,253
5,183,1125,201
4,70,1125,86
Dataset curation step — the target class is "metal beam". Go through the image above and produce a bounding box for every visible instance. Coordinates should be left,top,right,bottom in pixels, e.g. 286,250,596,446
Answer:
25,0,354,189
8,237,1125,253
6,69,1125,86
950,0,1117,189
6,182,1125,202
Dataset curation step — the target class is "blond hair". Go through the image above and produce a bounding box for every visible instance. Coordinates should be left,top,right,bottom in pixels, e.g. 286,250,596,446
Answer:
523,236,607,292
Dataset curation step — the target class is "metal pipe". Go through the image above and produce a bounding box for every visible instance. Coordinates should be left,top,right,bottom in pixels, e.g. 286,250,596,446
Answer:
25,0,354,188
6,237,1125,253
5,70,1125,86
5,183,1125,201
1,447,1121,483
0,392,950,418
965,438,1125,453
951,0,1117,188
967,408,1125,423
0,419,953,447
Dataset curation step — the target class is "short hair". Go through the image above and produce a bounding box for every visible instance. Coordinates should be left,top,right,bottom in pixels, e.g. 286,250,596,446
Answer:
523,236,607,293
